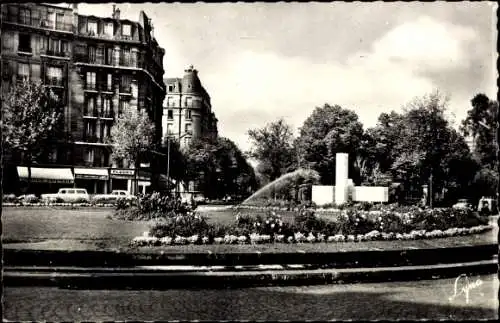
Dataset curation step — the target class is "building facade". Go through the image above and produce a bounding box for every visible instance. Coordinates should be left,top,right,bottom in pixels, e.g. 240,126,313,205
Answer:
163,65,218,148
1,3,166,195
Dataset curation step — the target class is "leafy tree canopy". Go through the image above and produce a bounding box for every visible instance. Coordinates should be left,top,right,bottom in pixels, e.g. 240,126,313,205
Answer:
2,80,63,162
247,118,296,182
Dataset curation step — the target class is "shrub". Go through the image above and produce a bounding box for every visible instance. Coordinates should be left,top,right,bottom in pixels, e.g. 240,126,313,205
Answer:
149,213,212,238
113,192,191,221
3,194,18,203
23,194,39,204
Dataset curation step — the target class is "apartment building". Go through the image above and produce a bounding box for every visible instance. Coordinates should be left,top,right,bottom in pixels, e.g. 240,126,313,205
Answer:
163,65,218,148
1,3,166,195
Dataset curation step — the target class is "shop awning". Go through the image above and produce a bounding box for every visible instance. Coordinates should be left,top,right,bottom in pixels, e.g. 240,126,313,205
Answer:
138,181,151,186
74,168,109,180
17,167,74,184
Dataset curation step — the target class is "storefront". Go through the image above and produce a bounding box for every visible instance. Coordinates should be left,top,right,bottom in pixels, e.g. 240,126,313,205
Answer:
110,169,135,194
138,170,151,194
73,168,109,194
16,166,74,195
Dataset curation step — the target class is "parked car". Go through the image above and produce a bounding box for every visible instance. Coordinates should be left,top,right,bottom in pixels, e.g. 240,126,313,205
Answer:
452,199,474,210
41,188,90,203
92,190,136,203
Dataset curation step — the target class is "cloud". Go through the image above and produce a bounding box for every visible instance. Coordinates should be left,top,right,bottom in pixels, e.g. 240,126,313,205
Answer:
206,15,480,152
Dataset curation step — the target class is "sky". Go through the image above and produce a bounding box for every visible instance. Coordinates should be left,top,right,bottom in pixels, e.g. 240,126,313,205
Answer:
66,2,497,152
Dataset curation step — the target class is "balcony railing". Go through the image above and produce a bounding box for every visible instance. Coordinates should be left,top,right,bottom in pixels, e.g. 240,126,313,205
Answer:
45,77,64,87
83,109,98,118
101,84,114,92
85,83,97,91
45,49,67,57
83,134,99,143
2,12,73,32
17,46,32,54
100,110,114,119
119,86,132,94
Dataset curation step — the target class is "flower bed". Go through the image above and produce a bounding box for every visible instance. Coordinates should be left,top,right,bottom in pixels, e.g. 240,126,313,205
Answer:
131,224,493,247
3,202,115,207
131,206,492,247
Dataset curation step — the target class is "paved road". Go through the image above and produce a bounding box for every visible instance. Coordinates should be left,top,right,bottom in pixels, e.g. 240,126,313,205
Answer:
4,274,497,321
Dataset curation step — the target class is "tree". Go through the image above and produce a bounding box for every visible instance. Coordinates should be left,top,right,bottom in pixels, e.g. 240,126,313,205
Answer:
381,91,477,206
460,93,499,201
184,136,257,199
247,118,295,182
2,80,63,189
461,93,498,168
296,104,364,184
108,108,154,194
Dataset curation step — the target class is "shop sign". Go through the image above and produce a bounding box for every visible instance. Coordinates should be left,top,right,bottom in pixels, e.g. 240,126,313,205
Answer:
110,169,135,179
75,174,108,180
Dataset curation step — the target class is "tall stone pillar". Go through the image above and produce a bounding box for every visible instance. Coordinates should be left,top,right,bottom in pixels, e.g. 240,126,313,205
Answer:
335,153,349,205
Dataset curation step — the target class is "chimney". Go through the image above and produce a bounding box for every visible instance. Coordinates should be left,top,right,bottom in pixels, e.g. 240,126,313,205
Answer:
113,6,121,20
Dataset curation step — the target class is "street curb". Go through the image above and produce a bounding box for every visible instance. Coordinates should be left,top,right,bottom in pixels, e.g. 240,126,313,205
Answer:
4,260,497,289
4,243,497,268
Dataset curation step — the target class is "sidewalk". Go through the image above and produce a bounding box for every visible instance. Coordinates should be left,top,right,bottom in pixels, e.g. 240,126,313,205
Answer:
4,259,497,289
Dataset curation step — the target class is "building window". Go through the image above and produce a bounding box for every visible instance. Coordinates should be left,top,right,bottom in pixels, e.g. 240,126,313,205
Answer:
168,85,174,92
104,22,114,36
88,21,98,35
167,109,173,119
46,66,63,86
48,38,67,56
102,96,112,116
46,12,56,28
185,123,192,134
86,72,96,90
101,121,110,140
104,47,113,65
185,97,192,107
183,137,190,146
18,34,31,53
121,48,131,66
19,8,31,25
85,148,95,163
85,120,97,138
120,75,132,93
56,13,64,30
96,47,104,64
122,24,131,36
185,109,192,120
85,95,96,115
119,99,129,115
167,123,173,134
30,63,40,81
167,97,174,107
106,74,113,91
17,63,30,81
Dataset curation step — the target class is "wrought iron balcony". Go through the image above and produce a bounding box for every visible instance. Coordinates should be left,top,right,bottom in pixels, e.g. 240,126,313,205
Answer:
83,134,99,143
85,83,98,91
45,77,64,87
17,46,32,54
44,49,67,57
100,110,114,119
2,11,73,32
83,109,98,118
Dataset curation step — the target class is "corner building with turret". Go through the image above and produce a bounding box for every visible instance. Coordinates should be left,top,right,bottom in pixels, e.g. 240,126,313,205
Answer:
163,66,218,148
1,3,166,195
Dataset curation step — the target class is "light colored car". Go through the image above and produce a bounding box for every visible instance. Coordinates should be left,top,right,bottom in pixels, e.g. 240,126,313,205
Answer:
41,188,90,203
452,199,473,210
92,190,136,202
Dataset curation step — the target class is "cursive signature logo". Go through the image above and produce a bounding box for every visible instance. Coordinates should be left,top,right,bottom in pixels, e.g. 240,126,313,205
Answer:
448,274,483,304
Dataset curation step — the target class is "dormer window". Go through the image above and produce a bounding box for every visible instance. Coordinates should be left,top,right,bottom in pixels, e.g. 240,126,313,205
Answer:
88,21,98,35
122,24,131,36
104,22,114,36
